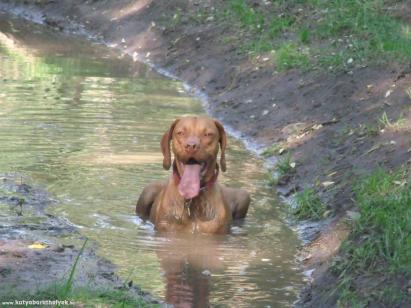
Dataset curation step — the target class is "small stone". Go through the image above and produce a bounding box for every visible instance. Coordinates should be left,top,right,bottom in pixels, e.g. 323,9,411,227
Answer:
347,58,353,64
201,270,211,276
262,110,269,116
322,181,335,187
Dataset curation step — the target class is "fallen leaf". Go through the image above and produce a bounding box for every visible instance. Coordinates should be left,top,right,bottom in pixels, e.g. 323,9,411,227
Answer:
385,89,392,97
393,180,407,187
322,181,335,187
327,171,337,177
28,243,47,250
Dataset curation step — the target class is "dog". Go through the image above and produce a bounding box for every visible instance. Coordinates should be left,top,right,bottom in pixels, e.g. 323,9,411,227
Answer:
136,116,250,234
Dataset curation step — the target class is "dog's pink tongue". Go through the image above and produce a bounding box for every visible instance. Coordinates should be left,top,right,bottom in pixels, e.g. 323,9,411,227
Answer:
178,164,201,199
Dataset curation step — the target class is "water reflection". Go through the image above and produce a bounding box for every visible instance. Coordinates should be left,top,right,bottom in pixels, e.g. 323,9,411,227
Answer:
155,234,222,307
0,13,303,307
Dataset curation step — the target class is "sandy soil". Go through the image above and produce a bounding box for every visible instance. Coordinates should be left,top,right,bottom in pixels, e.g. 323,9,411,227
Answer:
0,0,410,306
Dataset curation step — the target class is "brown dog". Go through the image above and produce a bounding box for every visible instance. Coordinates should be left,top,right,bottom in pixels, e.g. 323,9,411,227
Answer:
136,116,250,234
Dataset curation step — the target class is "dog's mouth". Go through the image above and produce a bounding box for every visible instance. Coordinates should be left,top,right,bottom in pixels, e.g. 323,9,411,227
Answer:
177,158,208,199
186,158,208,173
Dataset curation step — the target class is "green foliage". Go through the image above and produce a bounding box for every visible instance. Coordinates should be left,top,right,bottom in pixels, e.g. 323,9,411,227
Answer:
228,0,265,33
358,123,379,137
217,0,411,70
275,154,295,178
1,286,154,307
266,170,278,186
378,111,393,129
298,28,311,44
275,43,310,71
261,142,285,157
378,111,406,130
63,239,88,296
311,0,411,66
331,168,411,306
268,15,295,39
293,188,326,220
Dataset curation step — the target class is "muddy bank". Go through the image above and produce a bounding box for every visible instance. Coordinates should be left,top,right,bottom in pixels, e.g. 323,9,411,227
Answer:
0,174,156,304
1,0,410,306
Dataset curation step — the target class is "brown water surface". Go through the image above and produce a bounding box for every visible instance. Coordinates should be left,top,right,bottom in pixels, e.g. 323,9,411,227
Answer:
0,14,303,307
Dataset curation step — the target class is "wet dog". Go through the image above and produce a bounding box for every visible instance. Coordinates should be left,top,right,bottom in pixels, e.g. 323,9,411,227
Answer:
136,116,250,233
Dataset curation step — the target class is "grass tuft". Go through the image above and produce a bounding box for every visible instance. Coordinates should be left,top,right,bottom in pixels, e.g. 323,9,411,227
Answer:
275,43,310,71
275,154,296,178
293,188,326,220
261,142,286,157
63,238,88,296
331,168,411,306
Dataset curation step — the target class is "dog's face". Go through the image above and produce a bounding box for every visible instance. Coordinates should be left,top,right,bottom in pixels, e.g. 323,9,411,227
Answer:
161,116,227,199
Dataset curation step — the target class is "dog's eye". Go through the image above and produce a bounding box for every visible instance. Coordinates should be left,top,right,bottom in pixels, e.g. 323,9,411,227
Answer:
176,131,184,136
204,132,214,137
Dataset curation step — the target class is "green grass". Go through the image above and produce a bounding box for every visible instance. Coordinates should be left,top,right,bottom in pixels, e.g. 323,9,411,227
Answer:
293,188,326,220
215,0,411,70
378,111,406,130
1,286,153,307
314,0,411,62
228,0,265,33
266,169,278,186
331,168,411,306
275,154,296,178
261,142,286,157
275,43,310,71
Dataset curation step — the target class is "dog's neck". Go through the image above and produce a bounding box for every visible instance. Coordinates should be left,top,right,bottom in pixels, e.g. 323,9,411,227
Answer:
172,160,219,194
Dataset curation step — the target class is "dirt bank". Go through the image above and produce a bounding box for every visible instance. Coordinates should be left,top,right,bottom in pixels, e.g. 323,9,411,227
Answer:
1,0,410,306
0,174,156,304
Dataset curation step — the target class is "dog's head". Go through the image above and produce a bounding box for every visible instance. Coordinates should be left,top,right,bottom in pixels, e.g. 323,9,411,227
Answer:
161,116,227,199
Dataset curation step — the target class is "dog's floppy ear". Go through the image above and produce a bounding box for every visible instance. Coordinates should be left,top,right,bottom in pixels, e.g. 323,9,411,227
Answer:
161,119,180,170
214,120,227,172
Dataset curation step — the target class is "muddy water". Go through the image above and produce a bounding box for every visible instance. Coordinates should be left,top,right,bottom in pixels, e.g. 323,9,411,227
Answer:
0,15,303,307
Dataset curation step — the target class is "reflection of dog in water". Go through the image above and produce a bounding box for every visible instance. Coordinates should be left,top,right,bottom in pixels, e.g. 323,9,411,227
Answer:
136,116,250,233
155,234,224,307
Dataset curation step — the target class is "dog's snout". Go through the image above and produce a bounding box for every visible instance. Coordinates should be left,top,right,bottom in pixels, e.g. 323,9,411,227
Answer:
184,137,199,153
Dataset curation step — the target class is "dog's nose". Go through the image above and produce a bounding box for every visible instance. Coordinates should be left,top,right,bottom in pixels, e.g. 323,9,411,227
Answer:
185,137,199,153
